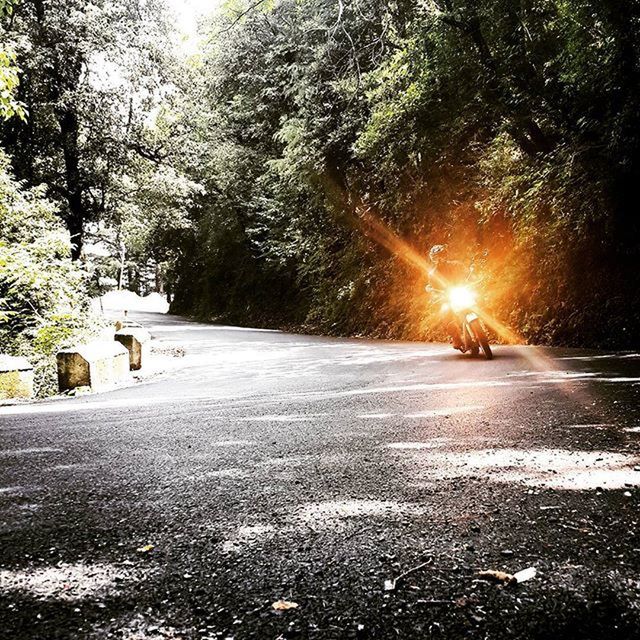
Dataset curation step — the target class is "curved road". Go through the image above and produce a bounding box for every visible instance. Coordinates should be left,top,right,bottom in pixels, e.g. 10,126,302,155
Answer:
1,313,640,639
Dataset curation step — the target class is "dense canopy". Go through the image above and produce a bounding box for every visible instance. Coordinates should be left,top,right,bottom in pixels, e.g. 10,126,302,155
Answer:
2,0,640,351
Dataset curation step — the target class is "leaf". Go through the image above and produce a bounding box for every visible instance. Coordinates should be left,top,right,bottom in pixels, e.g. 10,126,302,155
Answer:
272,599,299,611
136,544,154,553
383,578,397,591
476,570,516,585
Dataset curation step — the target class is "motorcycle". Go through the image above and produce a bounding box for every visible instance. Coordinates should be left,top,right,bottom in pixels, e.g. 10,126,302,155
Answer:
442,284,493,360
426,260,493,360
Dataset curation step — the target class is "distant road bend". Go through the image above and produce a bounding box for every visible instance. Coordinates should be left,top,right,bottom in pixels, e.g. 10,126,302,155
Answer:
2,312,640,639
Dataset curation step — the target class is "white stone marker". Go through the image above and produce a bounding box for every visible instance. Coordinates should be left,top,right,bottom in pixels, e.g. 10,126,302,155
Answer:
0,355,34,400
57,342,130,392
114,328,151,371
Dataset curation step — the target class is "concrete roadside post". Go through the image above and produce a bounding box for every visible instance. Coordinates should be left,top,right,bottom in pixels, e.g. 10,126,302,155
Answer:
57,342,130,392
0,355,34,400
114,328,151,371
114,310,143,332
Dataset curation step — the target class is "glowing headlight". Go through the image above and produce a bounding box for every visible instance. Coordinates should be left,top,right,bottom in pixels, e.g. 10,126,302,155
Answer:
449,286,476,312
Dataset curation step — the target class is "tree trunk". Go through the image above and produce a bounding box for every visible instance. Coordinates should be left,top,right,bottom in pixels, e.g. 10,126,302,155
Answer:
156,262,166,295
57,107,85,260
118,241,126,290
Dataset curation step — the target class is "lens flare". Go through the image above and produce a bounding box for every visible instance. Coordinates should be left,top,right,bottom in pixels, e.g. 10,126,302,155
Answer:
449,286,476,312
319,171,527,350
315,172,611,425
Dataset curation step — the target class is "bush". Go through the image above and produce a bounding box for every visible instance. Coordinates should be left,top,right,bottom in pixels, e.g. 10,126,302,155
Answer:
0,150,100,396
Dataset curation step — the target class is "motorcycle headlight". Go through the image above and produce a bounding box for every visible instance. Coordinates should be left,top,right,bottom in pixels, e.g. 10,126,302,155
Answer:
449,286,476,312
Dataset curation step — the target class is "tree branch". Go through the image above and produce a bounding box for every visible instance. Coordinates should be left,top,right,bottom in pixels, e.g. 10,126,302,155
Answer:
219,0,267,34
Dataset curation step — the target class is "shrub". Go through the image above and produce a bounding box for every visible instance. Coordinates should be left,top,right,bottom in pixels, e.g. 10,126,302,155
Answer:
0,150,100,396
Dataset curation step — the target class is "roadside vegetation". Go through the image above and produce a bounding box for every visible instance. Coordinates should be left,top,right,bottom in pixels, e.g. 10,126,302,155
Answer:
167,0,640,348
0,151,99,396
2,0,640,353
0,0,99,395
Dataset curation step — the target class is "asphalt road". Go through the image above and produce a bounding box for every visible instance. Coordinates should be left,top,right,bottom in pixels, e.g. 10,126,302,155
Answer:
2,313,640,639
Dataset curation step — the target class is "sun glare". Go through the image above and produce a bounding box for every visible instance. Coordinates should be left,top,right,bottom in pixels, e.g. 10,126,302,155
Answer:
166,0,224,50
325,185,605,415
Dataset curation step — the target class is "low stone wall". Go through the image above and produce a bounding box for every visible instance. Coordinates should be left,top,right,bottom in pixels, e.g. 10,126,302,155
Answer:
114,328,151,371
57,342,130,392
0,355,34,400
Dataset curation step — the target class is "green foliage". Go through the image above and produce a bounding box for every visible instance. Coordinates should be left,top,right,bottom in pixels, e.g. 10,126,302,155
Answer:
0,0,25,123
0,46,26,121
0,151,98,395
1,0,178,258
164,0,640,348
2,0,639,349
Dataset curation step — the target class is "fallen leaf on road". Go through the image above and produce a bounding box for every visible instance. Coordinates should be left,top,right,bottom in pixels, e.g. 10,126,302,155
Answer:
477,570,516,585
272,600,299,611
136,544,154,553
477,567,537,586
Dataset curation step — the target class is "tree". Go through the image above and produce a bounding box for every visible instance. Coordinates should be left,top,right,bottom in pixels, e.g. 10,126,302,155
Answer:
0,0,25,120
164,0,640,347
1,0,175,259
0,149,96,394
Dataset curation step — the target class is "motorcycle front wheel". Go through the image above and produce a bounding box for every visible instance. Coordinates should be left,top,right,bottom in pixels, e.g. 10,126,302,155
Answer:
470,319,493,360
461,323,479,356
